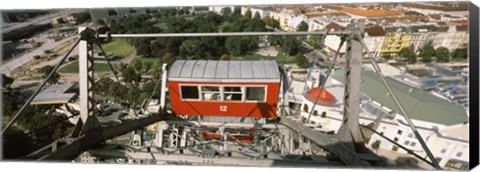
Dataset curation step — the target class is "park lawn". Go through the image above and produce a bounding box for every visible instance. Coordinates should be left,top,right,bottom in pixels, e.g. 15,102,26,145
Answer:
97,39,135,58
231,54,297,64
59,61,117,73
153,21,169,30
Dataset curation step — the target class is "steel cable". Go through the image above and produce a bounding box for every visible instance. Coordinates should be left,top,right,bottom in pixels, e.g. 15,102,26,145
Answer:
1,38,81,136
354,31,442,170
306,33,346,123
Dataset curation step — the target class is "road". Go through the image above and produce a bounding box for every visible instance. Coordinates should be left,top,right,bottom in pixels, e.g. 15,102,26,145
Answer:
1,35,79,76
2,9,82,33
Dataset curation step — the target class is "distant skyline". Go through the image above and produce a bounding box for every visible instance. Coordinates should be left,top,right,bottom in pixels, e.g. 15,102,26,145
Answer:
0,0,477,10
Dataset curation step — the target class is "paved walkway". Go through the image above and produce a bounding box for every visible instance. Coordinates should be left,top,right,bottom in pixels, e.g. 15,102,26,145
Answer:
252,46,278,57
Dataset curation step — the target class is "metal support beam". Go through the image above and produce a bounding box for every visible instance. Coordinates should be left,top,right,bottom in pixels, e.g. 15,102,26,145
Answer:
159,64,167,111
281,118,370,166
30,114,166,160
97,31,352,39
87,149,343,167
78,27,100,135
343,23,365,150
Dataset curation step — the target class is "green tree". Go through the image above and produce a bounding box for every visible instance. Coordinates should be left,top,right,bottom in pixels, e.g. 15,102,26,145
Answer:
418,41,434,63
3,127,35,158
179,39,209,59
382,54,392,61
142,81,157,97
56,18,65,24
109,82,126,100
94,19,106,26
371,140,381,152
244,9,252,19
225,37,243,56
263,16,280,29
138,92,150,105
399,47,416,64
95,77,113,95
268,36,282,46
143,61,153,72
135,40,152,57
117,63,127,71
253,12,261,20
109,20,124,34
281,36,301,56
163,53,177,66
72,12,91,24
219,54,230,61
127,86,141,104
2,94,18,117
307,34,324,49
295,53,308,68
221,7,232,18
131,59,143,73
121,67,140,85
150,70,160,81
296,21,309,31
2,74,14,90
39,65,60,85
452,47,467,60
435,47,450,62
150,40,165,57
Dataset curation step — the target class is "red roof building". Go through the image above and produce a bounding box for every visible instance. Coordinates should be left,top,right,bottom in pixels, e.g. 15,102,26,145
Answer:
307,87,337,106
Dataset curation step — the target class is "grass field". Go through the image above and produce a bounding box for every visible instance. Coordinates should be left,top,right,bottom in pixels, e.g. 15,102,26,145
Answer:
97,39,135,58
59,61,117,73
231,54,297,64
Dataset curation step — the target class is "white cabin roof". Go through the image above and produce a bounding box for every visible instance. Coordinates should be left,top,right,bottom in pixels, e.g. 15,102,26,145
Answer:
169,60,281,83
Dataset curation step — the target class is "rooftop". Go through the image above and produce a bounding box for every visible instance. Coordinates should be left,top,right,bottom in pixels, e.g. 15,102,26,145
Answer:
365,25,386,36
168,60,280,82
403,11,425,16
323,5,404,17
31,83,77,105
332,69,468,126
342,7,403,17
305,12,348,18
439,123,469,141
325,22,344,31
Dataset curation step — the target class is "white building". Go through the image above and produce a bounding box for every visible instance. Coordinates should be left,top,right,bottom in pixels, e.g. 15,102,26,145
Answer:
286,14,307,31
240,6,274,19
287,66,469,170
400,3,468,16
363,25,386,57
269,9,293,31
432,25,468,50
410,31,437,51
322,22,348,54
307,17,331,31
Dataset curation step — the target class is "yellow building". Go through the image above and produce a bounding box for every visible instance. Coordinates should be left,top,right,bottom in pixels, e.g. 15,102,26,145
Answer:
380,33,412,57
